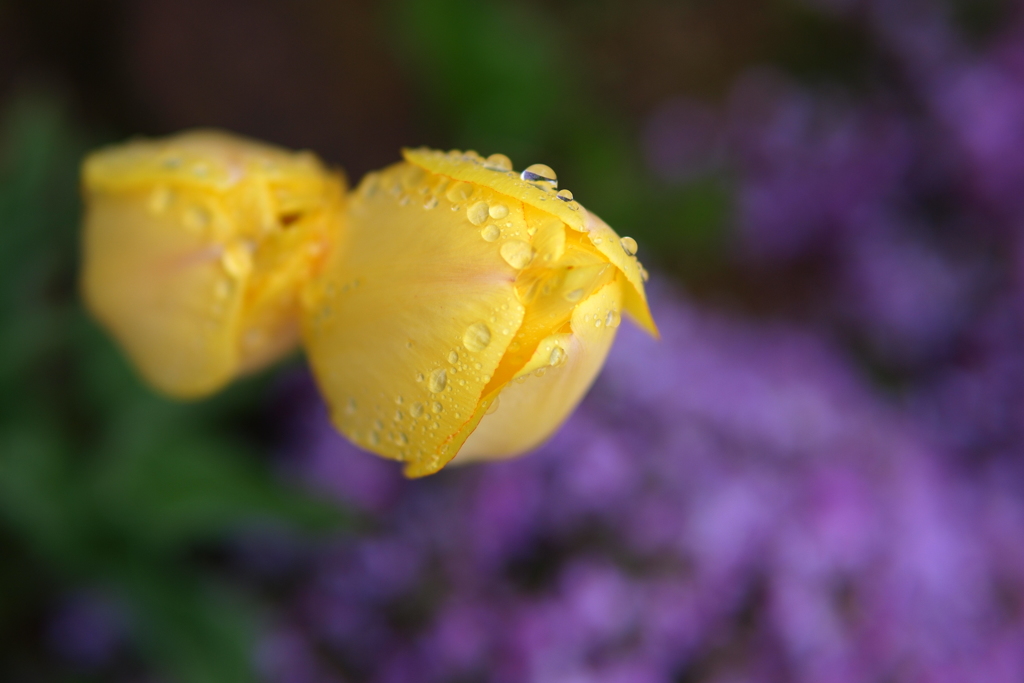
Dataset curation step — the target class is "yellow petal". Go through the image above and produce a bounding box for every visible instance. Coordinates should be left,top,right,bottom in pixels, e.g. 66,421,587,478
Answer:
403,148,586,232
581,209,658,337
456,277,625,462
305,148,656,477
302,161,526,476
81,130,344,398
403,146,656,337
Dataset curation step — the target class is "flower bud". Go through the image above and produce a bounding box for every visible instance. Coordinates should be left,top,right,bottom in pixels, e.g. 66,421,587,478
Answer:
303,148,656,477
81,130,345,398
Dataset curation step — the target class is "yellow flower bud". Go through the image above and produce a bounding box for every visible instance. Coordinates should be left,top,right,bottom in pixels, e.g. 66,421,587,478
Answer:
303,148,656,477
81,130,345,398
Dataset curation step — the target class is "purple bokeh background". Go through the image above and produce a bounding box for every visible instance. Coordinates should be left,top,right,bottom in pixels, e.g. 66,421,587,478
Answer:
248,1,1024,681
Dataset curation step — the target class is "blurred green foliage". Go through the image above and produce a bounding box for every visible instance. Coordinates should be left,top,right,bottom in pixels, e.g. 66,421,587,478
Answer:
0,94,347,683
393,0,732,275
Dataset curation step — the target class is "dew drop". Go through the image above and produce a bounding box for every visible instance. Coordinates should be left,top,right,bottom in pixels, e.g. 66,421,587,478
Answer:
564,288,584,303
423,196,439,210
345,397,358,415
467,201,489,225
481,225,501,242
374,419,384,431
448,350,459,364
428,369,447,393
556,189,574,202
395,432,409,446
395,410,404,421
500,240,535,270
221,242,253,278
183,205,211,231
416,372,425,383
595,318,603,328
446,181,475,203
489,203,509,219
369,432,380,446
359,173,380,197
148,186,174,214
606,310,621,328
484,153,513,171
486,397,501,414
462,322,492,352
620,236,639,256
641,266,650,282
432,402,444,414
411,402,425,418
549,346,566,366
395,395,404,405
521,163,558,189
214,279,232,300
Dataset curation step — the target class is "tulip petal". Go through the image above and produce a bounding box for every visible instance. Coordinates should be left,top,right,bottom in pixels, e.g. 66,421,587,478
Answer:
403,148,586,232
581,210,658,337
402,147,656,337
302,162,528,476
456,277,625,462
82,131,344,398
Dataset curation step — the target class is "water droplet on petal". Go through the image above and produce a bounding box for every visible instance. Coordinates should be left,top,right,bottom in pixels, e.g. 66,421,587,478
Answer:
423,196,439,210
395,432,409,446
620,236,638,256
411,402,425,418
221,242,253,278
606,310,621,328
556,189,574,202
486,397,500,414
446,181,475,203
521,163,558,189
549,346,566,366
481,225,501,242
564,288,584,303
428,369,447,393
448,350,459,364
467,201,489,225
359,173,380,197
369,432,380,446
489,203,509,219
462,322,492,352
641,266,650,282
484,153,513,171
395,410,404,421
416,372,425,383
432,402,444,414
345,397,358,415
148,186,173,214
500,240,535,270
183,205,211,231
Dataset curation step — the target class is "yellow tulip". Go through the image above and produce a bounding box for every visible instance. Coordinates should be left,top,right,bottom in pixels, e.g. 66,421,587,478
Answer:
81,130,345,398
302,148,656,477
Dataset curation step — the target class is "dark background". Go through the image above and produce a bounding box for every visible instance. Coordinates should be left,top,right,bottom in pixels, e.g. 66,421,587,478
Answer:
3,1,1024,682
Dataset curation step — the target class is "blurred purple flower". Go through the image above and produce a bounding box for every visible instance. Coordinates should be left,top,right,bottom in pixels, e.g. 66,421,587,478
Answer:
263,285,1024,683
47,591,126,670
